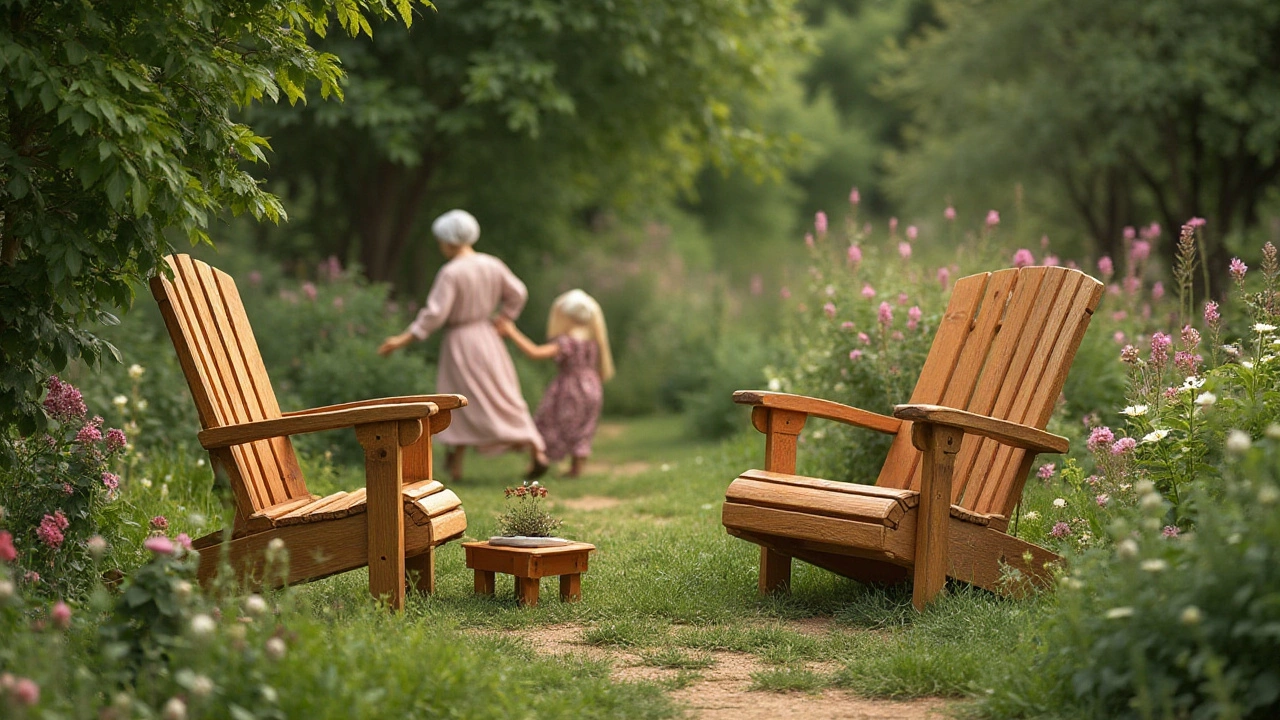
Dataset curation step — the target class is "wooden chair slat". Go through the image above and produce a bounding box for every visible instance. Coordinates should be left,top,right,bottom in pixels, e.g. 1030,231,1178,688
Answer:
173,255,283,510
876,272,990,490
192,261,294,508
211,270,309,499
965,269,1080,514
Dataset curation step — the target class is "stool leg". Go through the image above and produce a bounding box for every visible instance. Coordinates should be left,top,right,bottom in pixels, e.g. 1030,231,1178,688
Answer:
474,569,495,595
407,549,435,595
560,574,581,602
516,577,540,607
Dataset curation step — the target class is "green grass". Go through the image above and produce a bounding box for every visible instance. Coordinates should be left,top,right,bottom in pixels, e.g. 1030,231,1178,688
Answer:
102,413,1053,711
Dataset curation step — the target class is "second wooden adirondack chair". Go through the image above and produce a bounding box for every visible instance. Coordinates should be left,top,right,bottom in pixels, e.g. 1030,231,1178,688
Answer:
723,266,1103,609
151,254,468,611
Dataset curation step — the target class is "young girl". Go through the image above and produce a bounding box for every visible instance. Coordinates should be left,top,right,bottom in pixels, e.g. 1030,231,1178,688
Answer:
495,289,614,477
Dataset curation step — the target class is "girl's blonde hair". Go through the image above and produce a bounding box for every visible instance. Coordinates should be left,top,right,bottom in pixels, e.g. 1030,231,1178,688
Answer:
547,289,615,381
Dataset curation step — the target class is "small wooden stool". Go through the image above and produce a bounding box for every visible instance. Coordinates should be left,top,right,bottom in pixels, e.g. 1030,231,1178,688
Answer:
463,541,595,607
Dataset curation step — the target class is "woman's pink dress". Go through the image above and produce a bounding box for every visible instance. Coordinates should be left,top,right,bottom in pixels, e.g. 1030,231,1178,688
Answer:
534,336,602,461
407,253,544,452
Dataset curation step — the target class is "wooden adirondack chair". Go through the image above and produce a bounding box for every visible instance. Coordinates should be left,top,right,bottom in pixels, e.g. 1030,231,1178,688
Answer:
723,266,1103,609
150,254,468,611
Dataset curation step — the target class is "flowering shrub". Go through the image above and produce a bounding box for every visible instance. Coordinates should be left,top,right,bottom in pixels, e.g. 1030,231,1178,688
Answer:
496,480,562,537
0,376,130,598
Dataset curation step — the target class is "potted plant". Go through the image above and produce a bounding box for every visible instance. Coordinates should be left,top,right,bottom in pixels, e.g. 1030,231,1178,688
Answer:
491,480,569,547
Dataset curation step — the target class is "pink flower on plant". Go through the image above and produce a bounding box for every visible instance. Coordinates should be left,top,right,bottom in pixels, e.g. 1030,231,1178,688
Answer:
906,226,918,241
847,244,862,265
1097,256,1114,278
1112,311,1128,322
1151,281,1164,300
1164,386,1179,400
1011,249,1035,268
247,270,263,286
849,187,861,206
937,267,950,289
1186,217,1206,228
144,537,175,556
1181,325,1201,349
985,210,1000,227
1123,276,1141,296
897,292,909,306
780,287,791,299
106,428,127,452
101,472,119,491
12,677,39,706
1096,494,1110,507
0,530,16,562
861,284,876,299
849,350,864,362
1123,226,1136,240
944,205,956,221
804,233,815,249
1204,301,1220,326
42,376,88,422
1087,426,1115,452
301,282,318,302
841,321,855,331
877,302,893,327
75,416,104,445
1111,437,1137,455
51,601,72,630
889,217,899,234
1041,235,1050,250
1050,522,1071,538
1114,331,1126,344
898,241,912,260
823,302,837,319
37,513,67,549
814,211,829,237
907,306,923,331
1174,352,1202,374
175,533,193,551
1037,463,1055,479
1229,258,1247,283
1145,222,1161,238
150,516,169,531
891,331,904,341
24,571,40,584
1043,254,1060,266
1150,331,1172,367
1162,525,1181,538
62,483,73,496
1131,240,1151,263
1120,345,1140,364
858,332,871,345
749,275,763,296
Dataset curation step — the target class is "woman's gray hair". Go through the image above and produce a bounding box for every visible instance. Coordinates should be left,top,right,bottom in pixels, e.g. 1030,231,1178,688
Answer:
431,209,481,246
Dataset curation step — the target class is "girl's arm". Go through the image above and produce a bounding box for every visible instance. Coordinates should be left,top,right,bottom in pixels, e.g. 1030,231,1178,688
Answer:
494,317,558,360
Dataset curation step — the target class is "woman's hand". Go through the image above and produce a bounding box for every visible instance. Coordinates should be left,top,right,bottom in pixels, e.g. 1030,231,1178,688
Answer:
378,332,414,356
493,316,515,337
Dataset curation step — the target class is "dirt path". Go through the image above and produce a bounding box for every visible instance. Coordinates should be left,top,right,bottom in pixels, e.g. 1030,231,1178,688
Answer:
484,623,951,719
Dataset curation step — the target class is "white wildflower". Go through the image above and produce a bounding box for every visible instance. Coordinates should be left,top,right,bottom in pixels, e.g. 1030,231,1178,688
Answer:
1180,606,1203,625
1121,405,1148,417
1181,376,1206,390
0,579,14,602
1242,361,1255,370
1052,498,1067,509
1225,430,1252,455
127,364,146,379
1135,480,1156,495
1023,511,1040,521
1117,538,1139,559
1194,392,1217,407
1254,323,1277,333
1259,485,1279,505
243,594,267,617
162,697,187,720
265,637,287,661
190,675,214,699
112,395,128,408
1140,559,1168,572
1105,607,1134,619
767,378,782,392
189,614,216,639
1140,493,1164,512
1143,428,1170,443
1268,424,1280,440
135,399,148,411
140,477,152,488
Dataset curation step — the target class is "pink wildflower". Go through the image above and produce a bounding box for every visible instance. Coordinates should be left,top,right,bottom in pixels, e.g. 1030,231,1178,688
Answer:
1050,522,1071,538
1123,226,1136,240
42,376,87,422
1096,494,1110,507
247,270,263,286
1204,301,1220,326
861,284,876,299
858,332,871,345
804,233,815,249
907,306,923,331
12,677,39,706
101,472,119,491
889,217,898,235
144,537,175,556
0,530,16,562
1151,281,1164,300
897,292,909,306
936,267,950,289
985,210,1000,227
1111,437,1137,455
1011,249,1035,268
1037,463,1055,480
1124,276,1141,296
898,241,912,260
1097,256,1114,278
814,211,828,237
1043,254,1060,266
877,302,893,327
906,226,918,241
24,571,40,584
302,282,318,302
1164,386,1179,400
849,187,861,206
749,275,763,296
1174,351,1201,374
175,533,193,551
75,416,104,444
849,350,864,362
62,483,73,496
150,516,169,531
51,601,72,630
1041,234,1050,250
1112,311,1128,322
1131,240,1151,262
944,205,956,221
1181,325,1201,349
1114,331,1126,344
37,513,66,549
841,321,855,331
1150,332,1172,367
333,296,344,310
1146,222,1161,238
106,428,127,452
1108,283,1120,296
1229,258,1247,283
1162,525,1181,538
1186,217,1206,228
1087,427,1116,452
891,331,904,341
847,244,862,265
1120,345,1140,364
823,302,837,319
780,287,791,299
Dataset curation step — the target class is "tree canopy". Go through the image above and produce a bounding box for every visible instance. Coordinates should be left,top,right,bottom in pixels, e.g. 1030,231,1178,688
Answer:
0,0,427,437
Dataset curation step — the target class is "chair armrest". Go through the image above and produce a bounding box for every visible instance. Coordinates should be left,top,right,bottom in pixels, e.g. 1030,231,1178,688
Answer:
733,390,901,435
892,404,1068,454
199,403,439,449
280,394,467,417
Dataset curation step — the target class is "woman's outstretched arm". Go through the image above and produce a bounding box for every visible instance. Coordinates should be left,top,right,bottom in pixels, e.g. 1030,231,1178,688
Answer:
494,317,558,360
379,268,458,356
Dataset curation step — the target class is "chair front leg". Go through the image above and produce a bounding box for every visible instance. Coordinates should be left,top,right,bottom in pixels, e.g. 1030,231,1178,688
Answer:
356,419,418,611
752,406,808,593
910,422,963,610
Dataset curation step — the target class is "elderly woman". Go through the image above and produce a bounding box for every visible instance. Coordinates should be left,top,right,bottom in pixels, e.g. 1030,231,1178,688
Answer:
378,210,548,480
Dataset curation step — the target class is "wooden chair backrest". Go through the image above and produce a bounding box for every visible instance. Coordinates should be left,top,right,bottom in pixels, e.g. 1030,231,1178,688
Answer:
150,255,308,522
875,266,1103,518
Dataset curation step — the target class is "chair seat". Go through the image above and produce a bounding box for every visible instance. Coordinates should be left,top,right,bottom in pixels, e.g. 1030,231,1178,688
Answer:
252,480,463,528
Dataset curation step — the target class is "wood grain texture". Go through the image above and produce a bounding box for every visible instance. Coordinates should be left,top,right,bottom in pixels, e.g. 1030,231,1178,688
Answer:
733,391,902,435
199,403,439,449
560,574,582,602
763,409,807,475
726,477,908,528
357,421,405,611
892,404,1069,454
406,549,435,594
738,469,918,507
282,394,468,416
911,424,963,610
759,546,791,594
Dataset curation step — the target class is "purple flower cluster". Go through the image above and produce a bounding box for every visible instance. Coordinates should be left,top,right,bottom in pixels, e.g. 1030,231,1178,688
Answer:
37,511,69,550
42,376,87,422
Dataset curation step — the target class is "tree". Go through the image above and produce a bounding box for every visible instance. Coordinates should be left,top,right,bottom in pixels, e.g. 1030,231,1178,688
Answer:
884,0,1280,292
247,0,806,286
0,0,428,438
